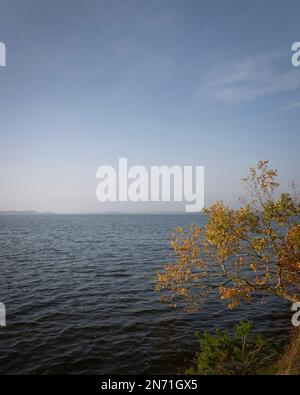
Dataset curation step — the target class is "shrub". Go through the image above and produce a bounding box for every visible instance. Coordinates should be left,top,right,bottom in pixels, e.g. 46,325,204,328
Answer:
186,321,278,375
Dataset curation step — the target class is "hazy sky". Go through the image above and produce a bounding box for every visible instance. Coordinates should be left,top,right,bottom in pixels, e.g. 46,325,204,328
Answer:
0,0,299,212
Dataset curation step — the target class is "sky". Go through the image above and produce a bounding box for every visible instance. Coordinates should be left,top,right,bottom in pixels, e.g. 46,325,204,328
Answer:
0,0,299,213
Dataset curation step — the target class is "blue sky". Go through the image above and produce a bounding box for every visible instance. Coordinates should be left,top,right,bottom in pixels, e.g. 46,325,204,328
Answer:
0,0,299,212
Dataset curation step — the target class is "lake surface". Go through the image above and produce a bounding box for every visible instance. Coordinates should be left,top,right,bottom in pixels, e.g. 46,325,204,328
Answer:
0,214,292,374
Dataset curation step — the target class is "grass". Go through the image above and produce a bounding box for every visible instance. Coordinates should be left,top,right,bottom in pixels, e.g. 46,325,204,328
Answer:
274,327,300,375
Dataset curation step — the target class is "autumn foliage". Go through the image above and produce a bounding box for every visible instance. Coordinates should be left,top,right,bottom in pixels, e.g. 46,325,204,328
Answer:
155,161,300,310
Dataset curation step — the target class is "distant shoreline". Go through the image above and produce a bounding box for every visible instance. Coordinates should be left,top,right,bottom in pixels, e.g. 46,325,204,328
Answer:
0,210,54,215
0,210,204,216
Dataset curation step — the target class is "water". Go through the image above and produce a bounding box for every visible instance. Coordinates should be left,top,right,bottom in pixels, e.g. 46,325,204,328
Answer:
0,214,292,374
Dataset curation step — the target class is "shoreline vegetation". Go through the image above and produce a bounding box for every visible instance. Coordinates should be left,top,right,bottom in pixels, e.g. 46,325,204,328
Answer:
155,161,300,375
183,320,300,375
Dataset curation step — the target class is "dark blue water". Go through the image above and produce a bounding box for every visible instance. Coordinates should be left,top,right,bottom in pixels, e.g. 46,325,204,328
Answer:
0,214,292,374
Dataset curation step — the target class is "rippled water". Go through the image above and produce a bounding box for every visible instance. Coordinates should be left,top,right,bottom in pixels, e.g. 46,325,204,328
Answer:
0,214,292,374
